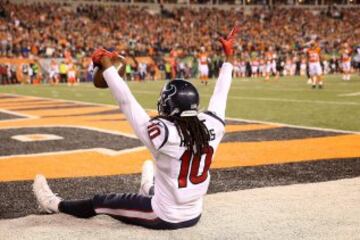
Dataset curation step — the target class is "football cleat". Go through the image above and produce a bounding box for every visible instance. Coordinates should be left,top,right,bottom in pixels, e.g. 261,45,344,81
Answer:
139,160,154,196
33,175,61,214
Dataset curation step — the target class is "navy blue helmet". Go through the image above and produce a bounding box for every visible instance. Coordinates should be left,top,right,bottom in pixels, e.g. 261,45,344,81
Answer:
157,79,199,117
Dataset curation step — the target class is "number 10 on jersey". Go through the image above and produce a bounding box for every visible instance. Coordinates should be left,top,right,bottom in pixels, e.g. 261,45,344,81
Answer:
178,146,214,188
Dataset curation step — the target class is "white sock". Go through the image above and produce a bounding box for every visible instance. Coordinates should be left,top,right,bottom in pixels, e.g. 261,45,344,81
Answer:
141,182,154,196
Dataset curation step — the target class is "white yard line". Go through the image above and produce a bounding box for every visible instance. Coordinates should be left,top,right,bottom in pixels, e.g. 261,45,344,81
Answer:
0,109,38,119
9,90,357,108
229,85,350,93
226,117,360,135
129,90,360,106
0,146,146,160
338,92,360,97
3,93,118,108
0,124,138,139
227,96,359,106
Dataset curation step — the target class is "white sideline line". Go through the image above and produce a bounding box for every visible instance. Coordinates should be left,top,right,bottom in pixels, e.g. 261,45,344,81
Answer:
5,90,360,107
0,109,38,119
0,124,138,139
229,85,349,93
0,146,146,160
0,109,39,122
227,96,359,105
3,93,118,108
1,93,359,134
338,92,360,97
128,90,360,106
21,80,351,93
226,117,360,135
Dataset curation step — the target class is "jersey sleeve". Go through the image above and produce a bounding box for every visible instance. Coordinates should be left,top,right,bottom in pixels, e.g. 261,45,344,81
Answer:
147,118,185,159
207,62,233,120
147,119,169,151
103,67,153,150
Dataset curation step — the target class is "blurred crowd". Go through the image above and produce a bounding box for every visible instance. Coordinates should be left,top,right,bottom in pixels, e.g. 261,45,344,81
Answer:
0,1,360,83
0,60,89,85
0,63,17,84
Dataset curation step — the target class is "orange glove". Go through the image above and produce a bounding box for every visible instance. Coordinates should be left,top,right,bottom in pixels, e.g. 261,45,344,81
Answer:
219,26,239,56
91,48,119,65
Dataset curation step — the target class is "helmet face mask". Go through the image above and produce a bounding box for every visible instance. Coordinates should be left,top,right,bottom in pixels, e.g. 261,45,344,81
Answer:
157,79,199,117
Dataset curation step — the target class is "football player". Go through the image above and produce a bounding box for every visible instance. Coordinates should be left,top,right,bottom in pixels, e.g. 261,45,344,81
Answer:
265,47,278,80
300,56,307,76
307,42,323,89
340,42,352,81
251,56,259,78
48,60,59,85
198,46,210,85
32,26,238,230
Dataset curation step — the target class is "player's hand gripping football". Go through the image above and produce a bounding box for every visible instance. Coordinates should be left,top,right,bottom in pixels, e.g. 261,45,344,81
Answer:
219,25,239,59
91,48,126,88
91,48,120,69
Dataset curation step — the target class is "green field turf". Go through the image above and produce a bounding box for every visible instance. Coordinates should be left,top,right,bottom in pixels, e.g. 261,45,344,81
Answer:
1,74,360,131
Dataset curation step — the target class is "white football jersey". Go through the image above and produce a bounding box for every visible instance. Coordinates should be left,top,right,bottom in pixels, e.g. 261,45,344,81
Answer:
148,111,225,222
103,62,233,223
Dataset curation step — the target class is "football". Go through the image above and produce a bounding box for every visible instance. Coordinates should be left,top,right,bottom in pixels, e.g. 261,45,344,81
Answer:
93,57,126,88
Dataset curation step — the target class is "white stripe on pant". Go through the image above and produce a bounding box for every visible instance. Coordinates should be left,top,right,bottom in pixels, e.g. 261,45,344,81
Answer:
95,207,158,220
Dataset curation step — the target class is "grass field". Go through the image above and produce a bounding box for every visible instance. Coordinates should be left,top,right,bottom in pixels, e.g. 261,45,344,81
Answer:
1,74,360,131
1,74,359,240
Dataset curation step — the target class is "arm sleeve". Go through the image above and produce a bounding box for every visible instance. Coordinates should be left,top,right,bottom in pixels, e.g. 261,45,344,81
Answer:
208,62,233,120
102,66,153,149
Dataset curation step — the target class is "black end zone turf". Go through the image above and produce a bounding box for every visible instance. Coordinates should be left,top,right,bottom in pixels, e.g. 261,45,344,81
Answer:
9,104,95,111
223,127,345,142
0,127,142,157
0,111,25,121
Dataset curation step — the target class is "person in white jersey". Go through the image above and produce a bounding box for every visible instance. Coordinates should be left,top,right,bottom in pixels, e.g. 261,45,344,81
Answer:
32,26,238,230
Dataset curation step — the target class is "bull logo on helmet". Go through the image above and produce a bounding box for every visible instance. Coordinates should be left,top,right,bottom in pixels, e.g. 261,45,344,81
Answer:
162,84,177,104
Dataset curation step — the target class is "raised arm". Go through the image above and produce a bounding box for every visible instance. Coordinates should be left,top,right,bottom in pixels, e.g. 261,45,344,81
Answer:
92,49,152,149
208,26,238,120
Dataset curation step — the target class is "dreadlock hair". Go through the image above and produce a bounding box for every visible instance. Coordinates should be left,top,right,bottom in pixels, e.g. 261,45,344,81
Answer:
154,115,210,154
